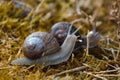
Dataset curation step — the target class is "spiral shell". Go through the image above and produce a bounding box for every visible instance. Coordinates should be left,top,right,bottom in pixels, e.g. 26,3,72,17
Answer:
23,32,61,59
50,22,81,45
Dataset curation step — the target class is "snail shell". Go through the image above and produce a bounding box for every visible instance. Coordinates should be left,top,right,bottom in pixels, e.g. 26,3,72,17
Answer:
13,0,32,18
50,22,81,45
23,32,60,59
0,0,32,18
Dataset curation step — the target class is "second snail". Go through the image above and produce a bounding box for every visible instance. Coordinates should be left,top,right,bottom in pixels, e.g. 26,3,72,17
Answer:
11,22,101,66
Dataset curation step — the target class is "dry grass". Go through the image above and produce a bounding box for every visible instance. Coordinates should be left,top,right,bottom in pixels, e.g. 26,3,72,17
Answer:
0,0,120,80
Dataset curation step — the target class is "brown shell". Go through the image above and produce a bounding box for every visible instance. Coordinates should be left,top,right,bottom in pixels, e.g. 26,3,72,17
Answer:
23,32,61,59
50,22,81,45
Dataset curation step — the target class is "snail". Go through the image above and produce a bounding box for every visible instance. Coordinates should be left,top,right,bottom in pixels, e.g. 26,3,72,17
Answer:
1,0,32,18
50,22,85,52
13,0,32,18
11,23,81,66
80,22,103,48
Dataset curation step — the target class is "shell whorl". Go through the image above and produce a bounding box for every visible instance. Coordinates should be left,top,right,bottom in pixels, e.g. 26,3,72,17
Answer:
23,32,61,59
23,37,44,59
50,22,81,45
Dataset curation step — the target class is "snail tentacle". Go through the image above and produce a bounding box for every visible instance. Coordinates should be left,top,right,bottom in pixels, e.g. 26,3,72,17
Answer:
67,24,72,35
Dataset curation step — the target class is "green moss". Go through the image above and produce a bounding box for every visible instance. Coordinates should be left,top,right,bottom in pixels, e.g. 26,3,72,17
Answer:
0,0,120,80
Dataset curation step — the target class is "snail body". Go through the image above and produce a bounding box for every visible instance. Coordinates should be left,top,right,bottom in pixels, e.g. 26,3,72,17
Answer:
11,24,80,66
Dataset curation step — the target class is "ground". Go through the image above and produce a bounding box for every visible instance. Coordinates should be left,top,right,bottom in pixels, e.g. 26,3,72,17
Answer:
0,0,120,80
